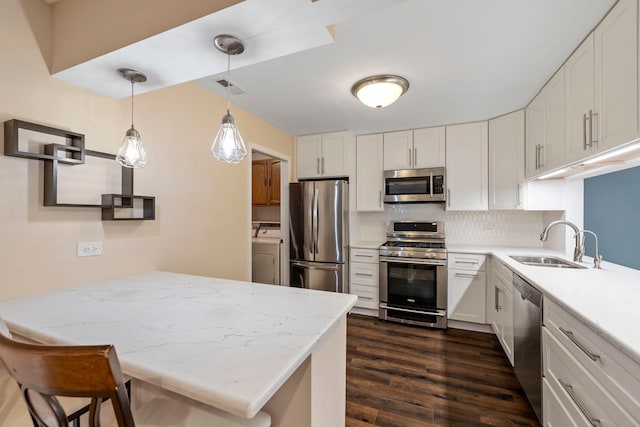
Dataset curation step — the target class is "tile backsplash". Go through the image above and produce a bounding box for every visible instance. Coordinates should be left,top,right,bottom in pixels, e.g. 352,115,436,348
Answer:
353,203,564,249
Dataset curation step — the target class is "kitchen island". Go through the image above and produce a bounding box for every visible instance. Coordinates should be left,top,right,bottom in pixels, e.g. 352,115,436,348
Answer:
0,271,357,426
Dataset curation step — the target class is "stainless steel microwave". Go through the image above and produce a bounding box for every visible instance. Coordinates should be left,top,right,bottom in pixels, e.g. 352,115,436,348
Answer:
383,167,446,203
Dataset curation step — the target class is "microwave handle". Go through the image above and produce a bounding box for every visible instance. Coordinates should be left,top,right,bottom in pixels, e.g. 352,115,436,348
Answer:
430,172,433,198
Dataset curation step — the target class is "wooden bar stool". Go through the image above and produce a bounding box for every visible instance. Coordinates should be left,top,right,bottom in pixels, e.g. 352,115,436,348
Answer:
0,319,271,427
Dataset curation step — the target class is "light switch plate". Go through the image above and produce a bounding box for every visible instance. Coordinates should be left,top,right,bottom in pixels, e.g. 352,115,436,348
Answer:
77,241,102,257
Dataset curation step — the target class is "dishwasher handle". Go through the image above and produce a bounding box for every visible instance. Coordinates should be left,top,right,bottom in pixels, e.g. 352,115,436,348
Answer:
513,274,543,308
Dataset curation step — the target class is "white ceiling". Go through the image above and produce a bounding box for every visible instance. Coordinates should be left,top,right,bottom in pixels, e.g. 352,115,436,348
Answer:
53,0,616,136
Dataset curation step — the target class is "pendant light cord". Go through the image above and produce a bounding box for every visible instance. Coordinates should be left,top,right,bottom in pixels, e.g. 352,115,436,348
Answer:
226,52,231,111
130,79,135,129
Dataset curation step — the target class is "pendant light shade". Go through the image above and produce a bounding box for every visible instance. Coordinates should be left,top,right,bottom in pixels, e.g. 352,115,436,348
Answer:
351,75,409,109
211,34,247,164
116,68,148,168
210,110,247,163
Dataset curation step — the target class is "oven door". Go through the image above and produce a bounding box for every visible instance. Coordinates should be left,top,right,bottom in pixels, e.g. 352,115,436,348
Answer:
379,256,447,328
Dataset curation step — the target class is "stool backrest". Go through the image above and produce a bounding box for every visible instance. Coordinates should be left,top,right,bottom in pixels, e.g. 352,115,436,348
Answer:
0,318,135,427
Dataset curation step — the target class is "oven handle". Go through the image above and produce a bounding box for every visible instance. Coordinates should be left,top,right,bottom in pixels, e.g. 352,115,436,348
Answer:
379,256,446,266
380,303,447,317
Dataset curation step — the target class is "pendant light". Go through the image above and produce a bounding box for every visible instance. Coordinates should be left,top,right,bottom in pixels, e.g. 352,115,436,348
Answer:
210,34,247,164
351,75,409,109
116,68,148,168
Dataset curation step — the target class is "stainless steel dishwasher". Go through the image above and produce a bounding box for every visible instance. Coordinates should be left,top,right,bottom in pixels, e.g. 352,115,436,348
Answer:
513,273,543,423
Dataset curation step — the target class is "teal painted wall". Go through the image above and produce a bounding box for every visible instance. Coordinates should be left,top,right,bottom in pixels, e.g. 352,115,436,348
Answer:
584,166,640,270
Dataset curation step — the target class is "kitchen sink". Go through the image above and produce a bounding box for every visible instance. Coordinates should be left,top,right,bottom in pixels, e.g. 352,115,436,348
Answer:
509,255,587,269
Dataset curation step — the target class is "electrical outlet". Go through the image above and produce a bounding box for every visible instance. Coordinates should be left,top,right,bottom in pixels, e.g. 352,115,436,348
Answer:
77,241,103,257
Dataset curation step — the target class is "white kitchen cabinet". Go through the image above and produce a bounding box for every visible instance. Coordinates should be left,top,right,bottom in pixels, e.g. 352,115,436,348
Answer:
594,0,639,153
296,131,354,179
383,127,445,170
525,68,566,178
356,134,384,211
349,248,379,310
489,259,514,365
383,130,413,170
447,253,486,324
488,110,525,210
445,121,488,211
412,127,446,168
544,298,640,422
565,33,596,163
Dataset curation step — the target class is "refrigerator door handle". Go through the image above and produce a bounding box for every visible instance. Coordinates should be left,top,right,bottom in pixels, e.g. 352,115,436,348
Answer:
313,187,319,254
290,261,340,270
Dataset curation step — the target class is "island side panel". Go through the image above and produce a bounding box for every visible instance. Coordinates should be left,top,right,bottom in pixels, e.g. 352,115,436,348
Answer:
264,316,347,427
311,316,347,427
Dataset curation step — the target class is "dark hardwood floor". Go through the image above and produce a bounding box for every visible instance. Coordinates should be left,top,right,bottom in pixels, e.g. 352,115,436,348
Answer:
346,314,540,427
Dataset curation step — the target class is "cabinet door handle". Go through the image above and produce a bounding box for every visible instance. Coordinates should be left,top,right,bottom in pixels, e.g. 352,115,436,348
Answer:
408,147,412,167
454,272,478,279
355,273,373,277
515,184,521,207
539,145,544,168
583,112,588,150
414,147,417,167
321,157,325,174
559,327,601,362
454,259,478,265
355,254,374,258
316,157,320,174
447,189,451,207
589,110,598,146
494,286,500,311
379,190,382,207
535,145,539,169
558,379,601,427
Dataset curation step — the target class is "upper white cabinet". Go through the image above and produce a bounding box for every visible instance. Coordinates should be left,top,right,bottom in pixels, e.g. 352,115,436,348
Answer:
383,130,413,170
356,134,384,211
594,0,638,153
489,110,525,210
383,127,445,170
413,127,446,168
565,0,639,163
296,131,354,179
565,33,596,162
526,68,566,178
446,121,488,211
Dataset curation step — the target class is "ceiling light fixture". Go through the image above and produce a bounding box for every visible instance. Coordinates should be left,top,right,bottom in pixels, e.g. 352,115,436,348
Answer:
351,75,409,109
210,34,247,164
116,68,148,168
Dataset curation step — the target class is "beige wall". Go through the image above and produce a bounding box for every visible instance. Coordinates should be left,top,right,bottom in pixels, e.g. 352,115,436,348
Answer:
0,0,294,300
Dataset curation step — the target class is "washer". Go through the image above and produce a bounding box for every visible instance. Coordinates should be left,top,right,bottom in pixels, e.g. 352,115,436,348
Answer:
252,223,281,285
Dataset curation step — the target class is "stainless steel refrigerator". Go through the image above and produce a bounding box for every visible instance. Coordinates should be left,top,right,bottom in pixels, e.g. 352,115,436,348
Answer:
289,179,349,293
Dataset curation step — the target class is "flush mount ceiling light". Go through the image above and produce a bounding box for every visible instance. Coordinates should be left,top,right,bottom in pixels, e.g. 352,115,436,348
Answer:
351,75,409,109
210,34,247,164
116,68,148,168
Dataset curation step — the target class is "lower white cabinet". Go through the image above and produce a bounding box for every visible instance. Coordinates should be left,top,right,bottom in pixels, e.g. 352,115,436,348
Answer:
543,298,640,425
350,248,379,310
447,253,486,323
489,259,514,365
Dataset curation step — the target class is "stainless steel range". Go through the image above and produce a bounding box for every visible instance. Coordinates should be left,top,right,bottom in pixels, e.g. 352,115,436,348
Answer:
379,220,447,329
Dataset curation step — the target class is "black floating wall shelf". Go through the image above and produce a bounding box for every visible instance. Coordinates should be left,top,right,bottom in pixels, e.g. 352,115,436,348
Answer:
4,119,155,221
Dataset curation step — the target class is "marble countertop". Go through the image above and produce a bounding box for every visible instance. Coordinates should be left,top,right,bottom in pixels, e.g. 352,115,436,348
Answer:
351,240,385,249
448,245,640,365
0,271,357,418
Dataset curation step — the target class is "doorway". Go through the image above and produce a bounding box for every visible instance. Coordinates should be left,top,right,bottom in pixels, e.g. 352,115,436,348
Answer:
250,146,290,286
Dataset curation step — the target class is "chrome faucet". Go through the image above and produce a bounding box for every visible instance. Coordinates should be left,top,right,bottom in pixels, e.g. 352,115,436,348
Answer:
576,230,603,269
539,220,585,262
